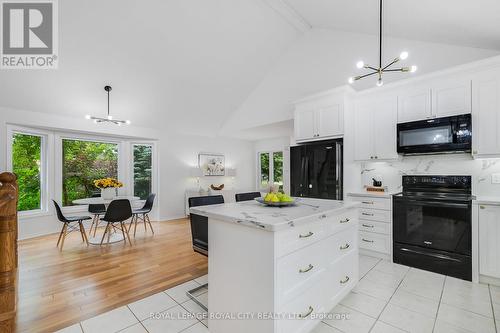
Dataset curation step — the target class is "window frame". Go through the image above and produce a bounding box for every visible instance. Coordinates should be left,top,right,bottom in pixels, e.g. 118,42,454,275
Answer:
257,150,284,191
130,142,157,203
6,125,52,217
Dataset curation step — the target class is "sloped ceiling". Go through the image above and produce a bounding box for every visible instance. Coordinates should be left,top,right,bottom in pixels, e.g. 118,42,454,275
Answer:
0,0,298,135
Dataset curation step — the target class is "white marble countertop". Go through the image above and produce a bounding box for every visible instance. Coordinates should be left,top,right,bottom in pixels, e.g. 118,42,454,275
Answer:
473,196,500,206
347,190,400,199
189,197,359,231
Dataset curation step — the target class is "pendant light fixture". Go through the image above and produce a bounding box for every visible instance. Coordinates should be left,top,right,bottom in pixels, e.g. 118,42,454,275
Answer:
348,0,417,87
85,85,131,125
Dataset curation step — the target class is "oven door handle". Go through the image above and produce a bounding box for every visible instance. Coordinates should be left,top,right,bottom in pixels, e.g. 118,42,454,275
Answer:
403,199,469,209
400,247,463,262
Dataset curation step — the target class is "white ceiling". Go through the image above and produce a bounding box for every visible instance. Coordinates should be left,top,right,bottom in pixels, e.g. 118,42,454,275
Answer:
284,0,500,50
2,0,500,139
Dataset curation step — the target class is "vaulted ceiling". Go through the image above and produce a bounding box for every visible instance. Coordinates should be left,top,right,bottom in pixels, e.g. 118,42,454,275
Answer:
1,0,499,137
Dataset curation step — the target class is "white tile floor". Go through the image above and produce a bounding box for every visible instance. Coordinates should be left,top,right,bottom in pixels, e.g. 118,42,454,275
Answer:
56,255,500,333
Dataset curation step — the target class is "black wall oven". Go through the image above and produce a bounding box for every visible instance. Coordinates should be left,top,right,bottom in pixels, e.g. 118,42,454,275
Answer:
393,175,473,280
397,114,472,155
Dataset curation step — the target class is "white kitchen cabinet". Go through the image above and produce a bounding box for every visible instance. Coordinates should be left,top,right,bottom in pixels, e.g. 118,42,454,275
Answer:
317,104,343,138
397,88,432,123
432,78,471,118
295,108,316,141
472,68,500,157
354,96,398,161
293,89,347,143
478,204,500,279
396,79,471,123
294,104,344,142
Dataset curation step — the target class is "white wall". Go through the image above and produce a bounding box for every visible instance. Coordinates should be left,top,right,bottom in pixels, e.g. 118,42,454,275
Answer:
158,133,256,221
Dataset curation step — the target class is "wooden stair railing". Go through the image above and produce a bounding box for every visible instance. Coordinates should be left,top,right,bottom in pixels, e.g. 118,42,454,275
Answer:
0,173,18,333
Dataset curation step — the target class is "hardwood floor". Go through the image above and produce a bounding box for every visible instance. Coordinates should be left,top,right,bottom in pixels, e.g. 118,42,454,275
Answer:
16,218,207,333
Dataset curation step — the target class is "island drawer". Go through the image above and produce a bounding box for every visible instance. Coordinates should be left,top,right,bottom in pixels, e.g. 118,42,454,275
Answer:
277,272,331,333
327,209,358,234
359,231,391,254
277,227,357,305
351,196,391,211
277,238,329,306
359,220,390,235
275,220,328,257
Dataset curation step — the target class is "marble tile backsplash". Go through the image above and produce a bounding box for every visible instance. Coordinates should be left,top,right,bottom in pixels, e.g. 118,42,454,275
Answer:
361,154,500,197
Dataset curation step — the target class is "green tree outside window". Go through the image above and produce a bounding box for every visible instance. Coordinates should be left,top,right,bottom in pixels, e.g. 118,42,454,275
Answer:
12,133,42,211
133,145,152,200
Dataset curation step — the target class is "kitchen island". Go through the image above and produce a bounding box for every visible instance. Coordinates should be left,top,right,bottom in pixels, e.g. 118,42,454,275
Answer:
190,197,359,333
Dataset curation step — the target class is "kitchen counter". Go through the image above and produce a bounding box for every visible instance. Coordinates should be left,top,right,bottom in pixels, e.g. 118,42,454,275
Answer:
347,190,401,199
192,198,359,333
190,197,358,231
473,196,500,206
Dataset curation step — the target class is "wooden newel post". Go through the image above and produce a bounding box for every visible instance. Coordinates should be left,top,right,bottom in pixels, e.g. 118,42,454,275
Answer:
0,173,18,333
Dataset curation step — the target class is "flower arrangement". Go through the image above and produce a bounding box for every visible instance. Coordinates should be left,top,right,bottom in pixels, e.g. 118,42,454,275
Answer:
93,177,123,189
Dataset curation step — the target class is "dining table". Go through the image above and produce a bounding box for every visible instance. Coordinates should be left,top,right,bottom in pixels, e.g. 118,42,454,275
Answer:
72,196,140,245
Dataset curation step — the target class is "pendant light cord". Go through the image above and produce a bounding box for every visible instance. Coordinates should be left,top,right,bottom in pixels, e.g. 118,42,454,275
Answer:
107,89,110,117
379,0,383,70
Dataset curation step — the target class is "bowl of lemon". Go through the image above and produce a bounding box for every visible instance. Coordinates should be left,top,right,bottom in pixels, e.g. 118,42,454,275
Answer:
255,191,295,207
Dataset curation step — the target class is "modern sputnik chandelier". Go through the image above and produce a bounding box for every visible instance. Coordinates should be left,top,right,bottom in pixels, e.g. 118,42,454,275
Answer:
348,0,417,87
85,85,131,125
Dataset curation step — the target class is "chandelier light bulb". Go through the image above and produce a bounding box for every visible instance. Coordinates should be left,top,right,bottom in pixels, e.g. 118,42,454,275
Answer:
410,65,418,73
85,115,91,120
356,61,365,69
376,79,384,87
125,120,131,125
348,77,355,84
93,119,99,124
107,115,113,120
399,51,409,60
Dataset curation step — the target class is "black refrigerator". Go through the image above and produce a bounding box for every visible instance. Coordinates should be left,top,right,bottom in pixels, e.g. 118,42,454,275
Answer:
290,139,343,200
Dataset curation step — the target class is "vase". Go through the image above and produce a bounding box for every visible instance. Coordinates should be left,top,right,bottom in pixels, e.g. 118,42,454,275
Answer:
101,187,116,200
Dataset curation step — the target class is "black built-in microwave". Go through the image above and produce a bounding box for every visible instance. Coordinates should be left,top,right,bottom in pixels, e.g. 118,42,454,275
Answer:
397,114,472,155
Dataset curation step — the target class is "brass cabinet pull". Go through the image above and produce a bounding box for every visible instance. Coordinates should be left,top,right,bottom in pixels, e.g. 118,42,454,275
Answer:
480,205,485,209
362,212,374,216
362,238,374,243
361,201,374,205
340,276,350,284
340,243,350,250
299,231,314,238
362,224,374,228
340,218,350,224
318,214,327,219
299,264,314,273
299,306,314,319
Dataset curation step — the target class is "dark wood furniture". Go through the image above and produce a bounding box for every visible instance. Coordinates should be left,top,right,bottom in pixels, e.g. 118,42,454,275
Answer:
0,172,18,333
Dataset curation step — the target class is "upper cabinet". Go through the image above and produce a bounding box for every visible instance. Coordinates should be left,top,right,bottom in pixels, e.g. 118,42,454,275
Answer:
396,78,471,123
432,78,472,118
472,68,500,157
397,87,432,123
293,90,345,143
354,96,398,161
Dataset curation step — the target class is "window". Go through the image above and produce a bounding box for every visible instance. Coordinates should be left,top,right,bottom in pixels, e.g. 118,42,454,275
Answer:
133,144,153,200
12,133,43,211
62,139,119,206
258,151,283,191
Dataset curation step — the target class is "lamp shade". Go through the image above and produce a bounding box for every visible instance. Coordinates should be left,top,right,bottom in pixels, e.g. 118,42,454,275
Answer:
227,168,237,177
190,167,203,177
